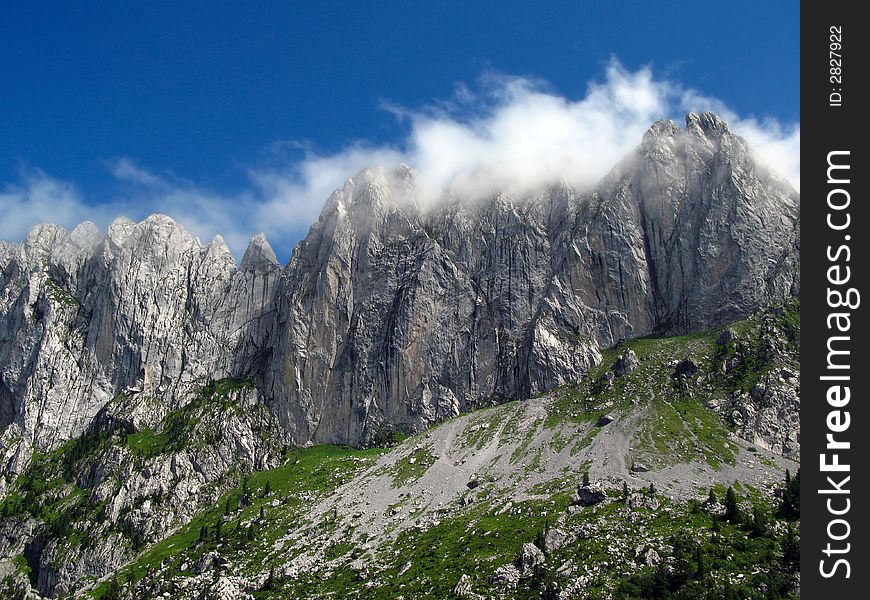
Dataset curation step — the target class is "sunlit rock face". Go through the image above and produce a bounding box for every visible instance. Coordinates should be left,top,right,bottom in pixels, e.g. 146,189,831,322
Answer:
0,113,799,469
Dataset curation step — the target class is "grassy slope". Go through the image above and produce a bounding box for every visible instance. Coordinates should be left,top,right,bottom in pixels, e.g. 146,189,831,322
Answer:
80,301,799,599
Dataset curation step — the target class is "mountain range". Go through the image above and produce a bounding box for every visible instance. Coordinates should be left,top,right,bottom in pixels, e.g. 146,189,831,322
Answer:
0,113,800,598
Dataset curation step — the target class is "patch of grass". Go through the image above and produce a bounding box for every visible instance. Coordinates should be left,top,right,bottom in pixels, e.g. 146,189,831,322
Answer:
570,426,600,455
635,396,735,470
124,428,164,458
323,540,355,560
11,554,32,578
45,277,80,308
461,404,512,450
391,446,436,487
88,444,385,598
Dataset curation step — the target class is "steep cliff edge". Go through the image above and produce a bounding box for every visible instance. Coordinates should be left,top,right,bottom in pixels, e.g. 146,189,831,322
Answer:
1,113,799,476
0,112,800,598
263,113,799,446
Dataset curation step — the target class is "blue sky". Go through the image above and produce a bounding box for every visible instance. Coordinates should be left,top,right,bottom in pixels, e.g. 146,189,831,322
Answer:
1,1,799,259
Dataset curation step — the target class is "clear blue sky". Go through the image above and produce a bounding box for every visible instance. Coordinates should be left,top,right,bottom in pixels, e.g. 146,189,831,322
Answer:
0,1,799,255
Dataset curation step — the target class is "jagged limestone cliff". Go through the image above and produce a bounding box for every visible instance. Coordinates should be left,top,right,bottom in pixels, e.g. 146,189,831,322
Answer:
264,112,799,446
1,114,798,480
0,113,800,598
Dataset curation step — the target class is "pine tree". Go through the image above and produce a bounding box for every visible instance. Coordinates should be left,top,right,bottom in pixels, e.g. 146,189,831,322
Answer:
706,488,718,505
103,578,122,600
263,568,277,591
265,480,273,497
535,519,551,553
779,469,800,520
781,524,800,571
724,486,741,523
751,506,768,537
623,481,630,504
582,471,590,487
241,475,251,503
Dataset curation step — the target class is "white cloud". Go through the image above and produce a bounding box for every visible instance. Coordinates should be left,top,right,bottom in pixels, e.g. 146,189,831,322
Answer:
1,60,799,260
678,90,800,190
0,170,105,243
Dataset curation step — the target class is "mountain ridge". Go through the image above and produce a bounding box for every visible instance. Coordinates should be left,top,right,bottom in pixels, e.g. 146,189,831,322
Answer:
1,112,798,476
0,112,801,598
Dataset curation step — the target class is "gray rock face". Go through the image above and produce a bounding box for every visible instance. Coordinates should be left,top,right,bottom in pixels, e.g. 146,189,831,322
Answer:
262,113,799,446
0,113,799,471
612,349,639,377
516,542,545,574
573,484,607,506
0,217,281,486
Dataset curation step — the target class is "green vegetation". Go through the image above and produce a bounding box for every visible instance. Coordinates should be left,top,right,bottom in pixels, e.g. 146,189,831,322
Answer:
391,446,436,487
90,444,385,599
125,378,254,458
45,277,80,308
11,554,32,579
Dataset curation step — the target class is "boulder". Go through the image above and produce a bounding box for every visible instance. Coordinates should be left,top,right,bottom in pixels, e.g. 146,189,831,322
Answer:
490,564,521,589
645,549,661,566
542,527,567,554
673,357,700,379
453,574,474,598
573,485,606,506
717,328,737,345
517,542,545,574
597,414,615,427
612,349,639,377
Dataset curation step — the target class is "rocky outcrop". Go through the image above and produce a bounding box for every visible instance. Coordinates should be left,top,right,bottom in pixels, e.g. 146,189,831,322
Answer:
573,484,606,506
516,542,545,575
0,383,286,598
707,304,800,457
262,113,799,447
0,217,281,485
612,349,639,377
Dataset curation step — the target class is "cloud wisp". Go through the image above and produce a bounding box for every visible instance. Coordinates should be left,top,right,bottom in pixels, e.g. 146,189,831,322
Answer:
1,60,799,260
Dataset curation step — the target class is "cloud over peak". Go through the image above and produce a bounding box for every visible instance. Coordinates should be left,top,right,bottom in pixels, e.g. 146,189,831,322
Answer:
1,60,799,260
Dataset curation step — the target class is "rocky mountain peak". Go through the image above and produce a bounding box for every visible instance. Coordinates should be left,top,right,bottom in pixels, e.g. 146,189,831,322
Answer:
0,113,799,466
67,221,103,249
240,233,279,272
642,118,681,143
106,216,136,248
20,222,69,264
685,111,731,136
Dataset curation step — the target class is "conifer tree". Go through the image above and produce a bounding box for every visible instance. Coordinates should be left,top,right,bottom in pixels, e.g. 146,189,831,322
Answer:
724,486,741,523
